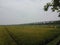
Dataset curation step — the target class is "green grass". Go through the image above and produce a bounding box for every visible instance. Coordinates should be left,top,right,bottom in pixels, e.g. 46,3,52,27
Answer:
0,25,60,45
0,26,17,45
47,36,60,45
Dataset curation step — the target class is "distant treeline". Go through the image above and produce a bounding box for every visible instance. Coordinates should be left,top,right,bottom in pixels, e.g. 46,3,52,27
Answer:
25,20,60,25
1,20,60,26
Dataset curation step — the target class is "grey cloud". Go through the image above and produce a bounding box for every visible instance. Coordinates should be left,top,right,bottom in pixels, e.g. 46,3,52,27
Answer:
0,0,60,25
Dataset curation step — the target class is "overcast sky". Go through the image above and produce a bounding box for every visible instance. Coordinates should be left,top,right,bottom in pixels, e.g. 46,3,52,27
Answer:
0,0,60,25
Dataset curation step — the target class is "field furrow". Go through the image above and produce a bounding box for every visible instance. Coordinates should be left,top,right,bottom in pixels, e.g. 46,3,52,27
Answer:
0,26,17,45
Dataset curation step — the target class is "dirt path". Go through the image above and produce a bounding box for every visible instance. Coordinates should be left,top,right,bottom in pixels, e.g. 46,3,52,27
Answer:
0,26,17,45
4,27,20,45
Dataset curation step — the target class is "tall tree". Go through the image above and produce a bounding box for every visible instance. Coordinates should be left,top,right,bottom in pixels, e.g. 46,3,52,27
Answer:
44,0,60,17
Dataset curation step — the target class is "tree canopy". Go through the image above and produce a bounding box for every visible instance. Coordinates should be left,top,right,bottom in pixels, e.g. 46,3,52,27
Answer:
44,0,60,17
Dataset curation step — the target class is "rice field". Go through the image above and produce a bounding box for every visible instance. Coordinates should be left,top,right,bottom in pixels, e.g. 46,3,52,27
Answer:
0,25,60,45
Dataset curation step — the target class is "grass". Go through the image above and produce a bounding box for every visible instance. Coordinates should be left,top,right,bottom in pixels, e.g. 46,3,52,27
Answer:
0,26,17,45
47,36,60,45
0,25,60,45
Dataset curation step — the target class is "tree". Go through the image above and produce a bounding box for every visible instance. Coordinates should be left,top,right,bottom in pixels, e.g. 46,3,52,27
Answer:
44,0,60,17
